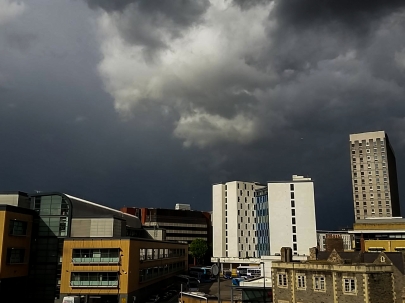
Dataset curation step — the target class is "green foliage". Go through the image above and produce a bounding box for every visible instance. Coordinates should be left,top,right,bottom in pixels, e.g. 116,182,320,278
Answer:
189,238,208,263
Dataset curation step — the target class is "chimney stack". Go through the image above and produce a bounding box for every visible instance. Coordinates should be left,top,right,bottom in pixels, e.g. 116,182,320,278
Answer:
280,247,292,262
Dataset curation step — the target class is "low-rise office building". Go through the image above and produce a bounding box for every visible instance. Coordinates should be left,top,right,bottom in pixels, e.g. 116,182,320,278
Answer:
121,206,212,244
121,206,212,264
349,217,405,252
0,191,189,303
60,238,188,303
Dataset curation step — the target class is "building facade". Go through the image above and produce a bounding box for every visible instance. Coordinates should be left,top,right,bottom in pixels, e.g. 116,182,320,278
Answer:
60,238,188,303
268,175,317,256
317,231,354,251
213,181,265,259
213,176,317,259
349,131,401,221
121,207,211,244
272,248,405,303
350,217,405,252
0,204,35,303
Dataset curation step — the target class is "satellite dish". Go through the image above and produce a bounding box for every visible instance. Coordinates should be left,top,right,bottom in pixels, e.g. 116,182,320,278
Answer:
212,264,219,276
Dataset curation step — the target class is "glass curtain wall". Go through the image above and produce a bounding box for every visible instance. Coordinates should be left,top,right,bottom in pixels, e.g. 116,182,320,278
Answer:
29,194,71,303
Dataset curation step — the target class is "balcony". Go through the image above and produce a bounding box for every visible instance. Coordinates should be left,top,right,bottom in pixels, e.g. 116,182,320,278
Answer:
72,257,120,264
70,272,119,288
72,249,120,264
70,280,118,287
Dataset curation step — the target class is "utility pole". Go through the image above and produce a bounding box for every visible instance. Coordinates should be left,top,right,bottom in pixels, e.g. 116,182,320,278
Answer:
217,258,220,303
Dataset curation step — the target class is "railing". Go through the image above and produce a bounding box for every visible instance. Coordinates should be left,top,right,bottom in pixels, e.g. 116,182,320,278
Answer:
70,281,118,287
72,257,120,264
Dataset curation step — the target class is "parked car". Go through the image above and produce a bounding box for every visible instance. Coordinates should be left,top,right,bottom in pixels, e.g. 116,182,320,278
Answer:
223,271,232,279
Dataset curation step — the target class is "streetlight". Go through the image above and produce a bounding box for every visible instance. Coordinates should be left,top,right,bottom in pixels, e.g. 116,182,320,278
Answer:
260,262,265,303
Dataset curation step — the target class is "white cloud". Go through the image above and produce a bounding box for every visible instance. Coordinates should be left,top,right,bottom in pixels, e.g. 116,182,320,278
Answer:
0,0,26,25
95,0,273,146
174,110,257,148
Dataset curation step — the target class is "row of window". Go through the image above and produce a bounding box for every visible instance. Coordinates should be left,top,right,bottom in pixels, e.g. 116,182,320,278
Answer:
353,178,387,185
353,171,387,177
351,140,384,147
354,185,389,191
352,156,386,163
70,272,118,287
72,249,120,264
140,248,186,261
139,262,185,282
355,200,390,206
355,192,390,199
356,209,391,215
278,273,356,293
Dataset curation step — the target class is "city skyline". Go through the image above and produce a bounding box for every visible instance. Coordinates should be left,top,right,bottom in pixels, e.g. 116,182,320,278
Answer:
1,1,405,230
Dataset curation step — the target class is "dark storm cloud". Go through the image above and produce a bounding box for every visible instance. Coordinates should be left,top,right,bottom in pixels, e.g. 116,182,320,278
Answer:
272,0,405,29
86,0,210,53
2,0,405,231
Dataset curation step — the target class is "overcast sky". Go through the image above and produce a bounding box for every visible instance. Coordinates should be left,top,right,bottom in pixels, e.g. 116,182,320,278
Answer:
1,0,405,229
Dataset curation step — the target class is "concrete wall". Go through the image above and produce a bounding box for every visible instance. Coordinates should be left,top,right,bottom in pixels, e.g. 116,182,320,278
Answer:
0,193,30,208
70,218,126,237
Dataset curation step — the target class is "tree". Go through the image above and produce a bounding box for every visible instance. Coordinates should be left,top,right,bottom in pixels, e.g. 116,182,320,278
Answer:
189,238,208,265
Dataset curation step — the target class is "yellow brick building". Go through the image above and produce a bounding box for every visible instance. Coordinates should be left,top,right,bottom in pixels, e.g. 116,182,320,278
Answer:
0,205,34,279
60,238,188,303
351,218,405,252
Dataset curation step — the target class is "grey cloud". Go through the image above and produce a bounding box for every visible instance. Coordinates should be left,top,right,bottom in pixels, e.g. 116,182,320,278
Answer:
5,30,37,51
232,0,272,10
87,0,210,53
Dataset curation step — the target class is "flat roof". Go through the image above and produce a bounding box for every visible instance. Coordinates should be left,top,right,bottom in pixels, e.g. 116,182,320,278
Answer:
63,237,189,245
349,230,405,234
355,217,405,224
0,204,36,215
0,191,29,196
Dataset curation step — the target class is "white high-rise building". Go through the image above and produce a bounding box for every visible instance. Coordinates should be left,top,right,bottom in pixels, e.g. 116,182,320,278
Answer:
268,175,317,256
213,181,265,258
213,175,317,259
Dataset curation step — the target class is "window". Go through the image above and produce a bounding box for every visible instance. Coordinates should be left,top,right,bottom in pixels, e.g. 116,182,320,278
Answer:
278,273,287,287
293,235,297,242
293,243,297,251
292,226,296,233
291,200,295,207
9,220,28,236
290,192,295,199
73,248,120,263
290,184,294,191
297,274,306,289
292,218,296,224
6,248,25,264
343,278,356,293
314,276,325,291
291,209,296,216
71,272,119,287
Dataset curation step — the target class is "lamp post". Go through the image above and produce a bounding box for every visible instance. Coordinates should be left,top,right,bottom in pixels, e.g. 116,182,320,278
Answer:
260,262,265,303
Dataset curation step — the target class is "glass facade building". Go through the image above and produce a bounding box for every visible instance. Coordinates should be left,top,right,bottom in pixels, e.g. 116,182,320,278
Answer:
26,192,143,303
254,188,270,257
